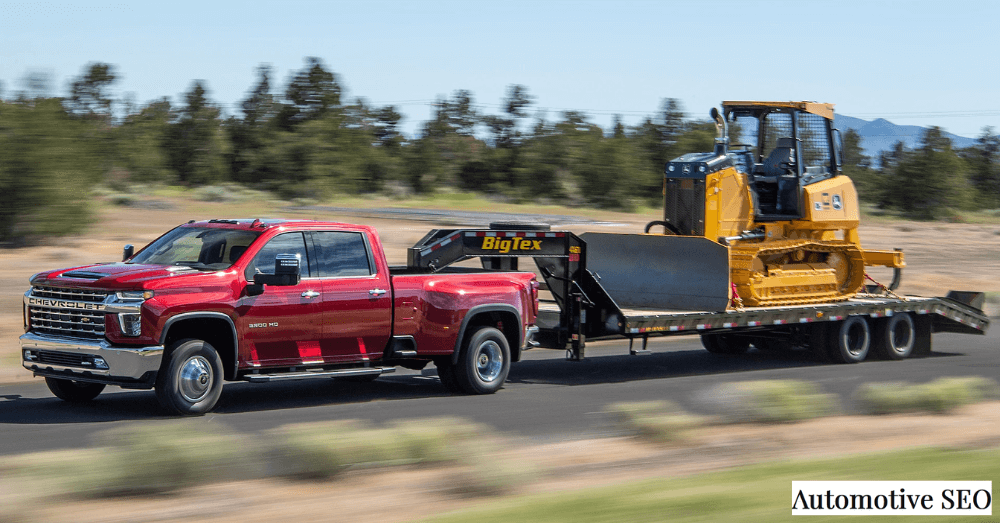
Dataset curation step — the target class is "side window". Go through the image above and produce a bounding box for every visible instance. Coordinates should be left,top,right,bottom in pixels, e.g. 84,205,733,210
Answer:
797,112,832,172
313,231,373,278
244,232,310,280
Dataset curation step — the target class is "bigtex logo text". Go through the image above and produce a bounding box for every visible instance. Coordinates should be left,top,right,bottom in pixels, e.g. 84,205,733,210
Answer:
481,237,542,253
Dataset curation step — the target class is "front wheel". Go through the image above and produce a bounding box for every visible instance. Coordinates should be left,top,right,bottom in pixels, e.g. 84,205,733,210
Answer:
155,339,224,415
45,377,105,402
454,327,511,394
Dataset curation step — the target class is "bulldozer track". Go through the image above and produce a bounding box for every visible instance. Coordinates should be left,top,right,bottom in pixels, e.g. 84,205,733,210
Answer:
730,239,866,307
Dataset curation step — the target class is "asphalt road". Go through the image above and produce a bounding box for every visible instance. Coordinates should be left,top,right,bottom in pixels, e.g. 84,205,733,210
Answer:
1,328,996,456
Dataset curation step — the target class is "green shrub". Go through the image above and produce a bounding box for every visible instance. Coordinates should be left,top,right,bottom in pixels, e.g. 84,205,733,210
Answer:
704,380,839,424
444,441,534,497
605,401,704,443
855,377,1000,415
269,420,414,480
390,417,487,465
89,421,254,496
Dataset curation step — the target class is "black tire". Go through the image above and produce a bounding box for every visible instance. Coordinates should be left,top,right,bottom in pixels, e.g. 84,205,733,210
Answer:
700,333,751,354
45,377,105,402
828,316,871,363
435,361,463,393
488,221,550,231
874,313,915,360
454,327,511,394
155,339,224,415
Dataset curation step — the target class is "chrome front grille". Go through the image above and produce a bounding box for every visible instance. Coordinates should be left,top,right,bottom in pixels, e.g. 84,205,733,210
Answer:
31,286,109,303
28,286,111,339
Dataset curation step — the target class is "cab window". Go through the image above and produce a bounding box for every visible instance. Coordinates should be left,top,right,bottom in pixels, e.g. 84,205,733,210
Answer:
312,231,373,277
244,232,311,280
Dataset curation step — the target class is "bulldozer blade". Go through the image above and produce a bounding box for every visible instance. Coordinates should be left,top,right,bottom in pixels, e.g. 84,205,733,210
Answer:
579,233,731,311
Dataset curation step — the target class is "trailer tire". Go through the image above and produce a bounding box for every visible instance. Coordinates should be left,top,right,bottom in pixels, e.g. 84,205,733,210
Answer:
454,327,510,394
435,361,463,393
155,339,224,415
874,313,915,360
701,333,751,354
45,377,105,402
828,317,870,363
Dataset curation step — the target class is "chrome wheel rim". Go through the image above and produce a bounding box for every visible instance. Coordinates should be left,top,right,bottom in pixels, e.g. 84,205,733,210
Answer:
178,355,213,403
475,340,503,382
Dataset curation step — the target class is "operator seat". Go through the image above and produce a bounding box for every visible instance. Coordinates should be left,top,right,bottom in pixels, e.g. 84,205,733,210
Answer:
753,137,800,216
760,137,797,179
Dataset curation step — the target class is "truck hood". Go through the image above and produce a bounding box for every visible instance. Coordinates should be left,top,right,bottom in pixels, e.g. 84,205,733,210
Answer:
32,263,208,287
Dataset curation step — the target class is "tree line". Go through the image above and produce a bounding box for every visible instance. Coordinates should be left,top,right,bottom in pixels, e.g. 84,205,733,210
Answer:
1,58,998,244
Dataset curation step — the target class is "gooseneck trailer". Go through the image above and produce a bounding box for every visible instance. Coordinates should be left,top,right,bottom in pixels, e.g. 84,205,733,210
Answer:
409,224,989,364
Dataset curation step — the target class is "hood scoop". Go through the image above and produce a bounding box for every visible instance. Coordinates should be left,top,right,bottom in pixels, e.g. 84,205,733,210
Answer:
61,271,107,280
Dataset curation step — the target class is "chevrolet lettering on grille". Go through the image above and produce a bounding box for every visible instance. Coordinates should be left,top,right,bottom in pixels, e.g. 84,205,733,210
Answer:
27,297,105,311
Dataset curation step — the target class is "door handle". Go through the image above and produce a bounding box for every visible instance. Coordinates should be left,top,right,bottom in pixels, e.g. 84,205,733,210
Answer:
301,290,320,298
368,289,387,297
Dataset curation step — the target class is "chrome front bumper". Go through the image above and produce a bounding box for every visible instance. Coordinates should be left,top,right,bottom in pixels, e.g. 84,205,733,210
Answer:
20,332,163,386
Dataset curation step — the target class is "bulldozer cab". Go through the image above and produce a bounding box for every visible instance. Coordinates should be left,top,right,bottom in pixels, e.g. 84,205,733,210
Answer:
721,101,842,221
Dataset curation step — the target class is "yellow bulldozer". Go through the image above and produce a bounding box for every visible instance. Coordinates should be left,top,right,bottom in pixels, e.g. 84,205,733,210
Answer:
582,101,905,310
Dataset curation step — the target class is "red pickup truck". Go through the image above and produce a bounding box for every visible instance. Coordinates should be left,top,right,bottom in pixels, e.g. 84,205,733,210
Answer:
21,219,539,414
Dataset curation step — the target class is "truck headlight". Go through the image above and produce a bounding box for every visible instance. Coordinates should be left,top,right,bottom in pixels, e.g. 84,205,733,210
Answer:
118,313,142,337
116,290,154,301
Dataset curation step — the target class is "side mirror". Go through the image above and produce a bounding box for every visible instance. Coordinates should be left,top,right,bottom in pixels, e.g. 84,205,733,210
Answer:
123,244,134,262
253,253,301,287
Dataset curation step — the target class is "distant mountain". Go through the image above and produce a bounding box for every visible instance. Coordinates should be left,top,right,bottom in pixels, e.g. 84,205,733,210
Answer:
833,115,977,161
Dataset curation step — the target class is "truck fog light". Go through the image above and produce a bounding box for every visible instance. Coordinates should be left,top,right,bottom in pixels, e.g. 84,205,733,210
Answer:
23,349,38,361
119,313,142,337
93,357,109,370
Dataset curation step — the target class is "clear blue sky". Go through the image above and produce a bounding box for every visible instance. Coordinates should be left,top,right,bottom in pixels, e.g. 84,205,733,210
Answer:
2,0,997,138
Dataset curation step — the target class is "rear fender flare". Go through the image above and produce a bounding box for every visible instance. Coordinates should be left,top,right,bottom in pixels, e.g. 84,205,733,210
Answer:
451,304,522,365
160,312,239,380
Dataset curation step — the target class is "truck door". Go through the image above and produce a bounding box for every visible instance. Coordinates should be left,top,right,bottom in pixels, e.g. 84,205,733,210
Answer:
241,232,326,367
309,231,392,363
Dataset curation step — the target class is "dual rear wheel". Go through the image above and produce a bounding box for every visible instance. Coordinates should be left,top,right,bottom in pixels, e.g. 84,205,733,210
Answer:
813,313,916,363
437,326,511,394
701,313,918,364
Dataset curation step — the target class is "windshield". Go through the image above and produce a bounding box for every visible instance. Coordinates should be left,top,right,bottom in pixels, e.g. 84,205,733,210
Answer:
129,227,261,271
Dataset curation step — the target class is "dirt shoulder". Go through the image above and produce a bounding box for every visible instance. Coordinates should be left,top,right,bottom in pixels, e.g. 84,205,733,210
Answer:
15,401,1000,523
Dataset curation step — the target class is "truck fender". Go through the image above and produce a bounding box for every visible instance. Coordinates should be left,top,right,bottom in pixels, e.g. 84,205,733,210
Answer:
159,312,240,380
452,304,522,365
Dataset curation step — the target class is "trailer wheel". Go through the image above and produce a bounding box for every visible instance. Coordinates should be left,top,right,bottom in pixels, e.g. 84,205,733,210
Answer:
155,339,224,415
701,333,750,354
874,313,915,360
45,377,105,402
828,317,870,363
435,361,463,393
454,327,510,394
